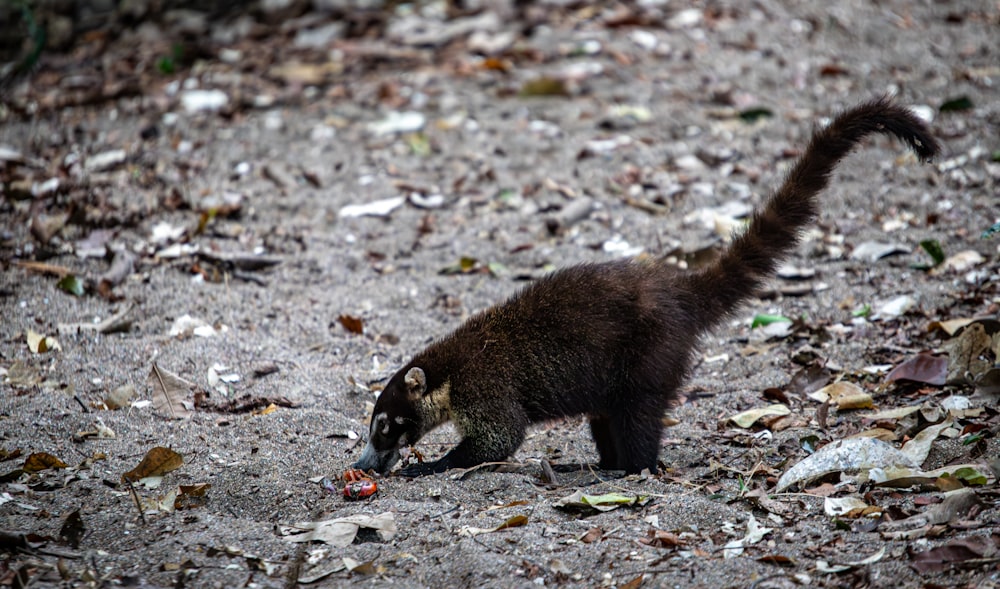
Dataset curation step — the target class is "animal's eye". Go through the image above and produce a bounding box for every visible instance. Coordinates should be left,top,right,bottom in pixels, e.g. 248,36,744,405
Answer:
375,413,390,436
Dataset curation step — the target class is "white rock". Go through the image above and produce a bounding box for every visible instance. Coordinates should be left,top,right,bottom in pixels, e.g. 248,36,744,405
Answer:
180,89,229,113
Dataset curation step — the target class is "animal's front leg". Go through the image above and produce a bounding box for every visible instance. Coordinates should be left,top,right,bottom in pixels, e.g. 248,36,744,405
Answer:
398,423,524,477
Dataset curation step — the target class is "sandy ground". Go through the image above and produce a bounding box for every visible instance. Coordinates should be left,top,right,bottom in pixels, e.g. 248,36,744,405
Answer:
2,1,999,587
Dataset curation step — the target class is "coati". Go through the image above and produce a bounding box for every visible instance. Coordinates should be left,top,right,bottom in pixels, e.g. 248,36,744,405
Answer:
353,97,939,477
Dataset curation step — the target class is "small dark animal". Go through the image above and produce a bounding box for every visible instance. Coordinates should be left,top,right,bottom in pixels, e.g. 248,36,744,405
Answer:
353,97,939,477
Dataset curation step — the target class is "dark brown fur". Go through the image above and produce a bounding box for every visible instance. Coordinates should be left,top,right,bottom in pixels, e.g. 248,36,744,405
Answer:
353,97,939,476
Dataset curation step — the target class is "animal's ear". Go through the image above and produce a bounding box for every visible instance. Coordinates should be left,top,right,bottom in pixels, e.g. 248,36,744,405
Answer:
404,367,427,400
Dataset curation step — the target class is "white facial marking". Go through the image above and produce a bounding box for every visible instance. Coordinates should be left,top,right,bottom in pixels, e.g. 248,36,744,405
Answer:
375,412,389,435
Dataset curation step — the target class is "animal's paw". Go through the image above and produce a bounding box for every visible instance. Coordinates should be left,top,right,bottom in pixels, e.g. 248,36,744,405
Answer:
398,461,443,477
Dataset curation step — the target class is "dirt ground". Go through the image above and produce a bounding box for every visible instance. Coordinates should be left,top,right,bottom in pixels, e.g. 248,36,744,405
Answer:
2,1,999,587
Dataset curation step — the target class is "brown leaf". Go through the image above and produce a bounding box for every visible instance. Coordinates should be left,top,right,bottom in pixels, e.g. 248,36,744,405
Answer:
786,364,832,396
338,314,364,335
886,353,948,385
758,554,796,566
0,448,23,462
911,534,999,573
495,514,528,531
819,63,850,77
58,510,84,549
23,452,68,472
579,527,603,543
943,322,996,384
762,387,790,404
640,530,686,548
149,363,195,419
176,483,211,510
618,575,644,589
122,447,183,482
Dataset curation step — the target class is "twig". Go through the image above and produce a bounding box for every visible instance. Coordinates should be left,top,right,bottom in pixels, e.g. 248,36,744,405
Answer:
125,479,147,526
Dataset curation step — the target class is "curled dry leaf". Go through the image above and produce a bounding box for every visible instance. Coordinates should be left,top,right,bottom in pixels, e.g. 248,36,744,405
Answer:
122,447,183,482
870,463,993,488
58,305,134,335
175,483,211,509
26,330,61,354
809,381,873,410
729,403,790,428
458,514,528,536
944,321,998,385
723,515,772,559
554,490,644,513
579,527,603,543
775,437,919,493
280,513,396,547
899,421,954,465
337,314,364,335
816,547,886,574
338,196,405,218
824,496,874,517
23,452,68,473
103,384,135,410
639,530,686,549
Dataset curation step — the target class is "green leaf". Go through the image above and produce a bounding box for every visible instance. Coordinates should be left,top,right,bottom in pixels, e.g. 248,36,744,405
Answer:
580,492,637,506
739,108,774,123
439,256,479,275
982,222,1000,239
919,239,946,266
157,56,175,75
57,275,85,297
751,314,791,329
486,262,508,277
406,133,431,157
961,432,984,446
952,467,988,485
851,304,871,318
519,77,569,97
939,96,973,112
799,435,820,454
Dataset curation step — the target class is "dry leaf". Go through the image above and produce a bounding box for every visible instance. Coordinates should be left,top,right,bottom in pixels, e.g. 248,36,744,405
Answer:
910,533,997,573
26,330,62,354
23,452,68,472
175,483,212,509
149,363,195,419
337,314,364,335
580,527,603,543
122,447,184,482
459,514,529,536
640,530,686,548
944,322,995,385
809,381,873,410
103,384,135,410
280,513,396,546
494,514,528,531
775,437,919,493
729,404,790,428
886,353,948,386
59,510,85,549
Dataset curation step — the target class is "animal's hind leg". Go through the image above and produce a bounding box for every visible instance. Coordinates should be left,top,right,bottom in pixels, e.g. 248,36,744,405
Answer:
610,396,664,474
589,415,620,469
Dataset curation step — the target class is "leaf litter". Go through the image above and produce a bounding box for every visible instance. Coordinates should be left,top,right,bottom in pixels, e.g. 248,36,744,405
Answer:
0,1,997,587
